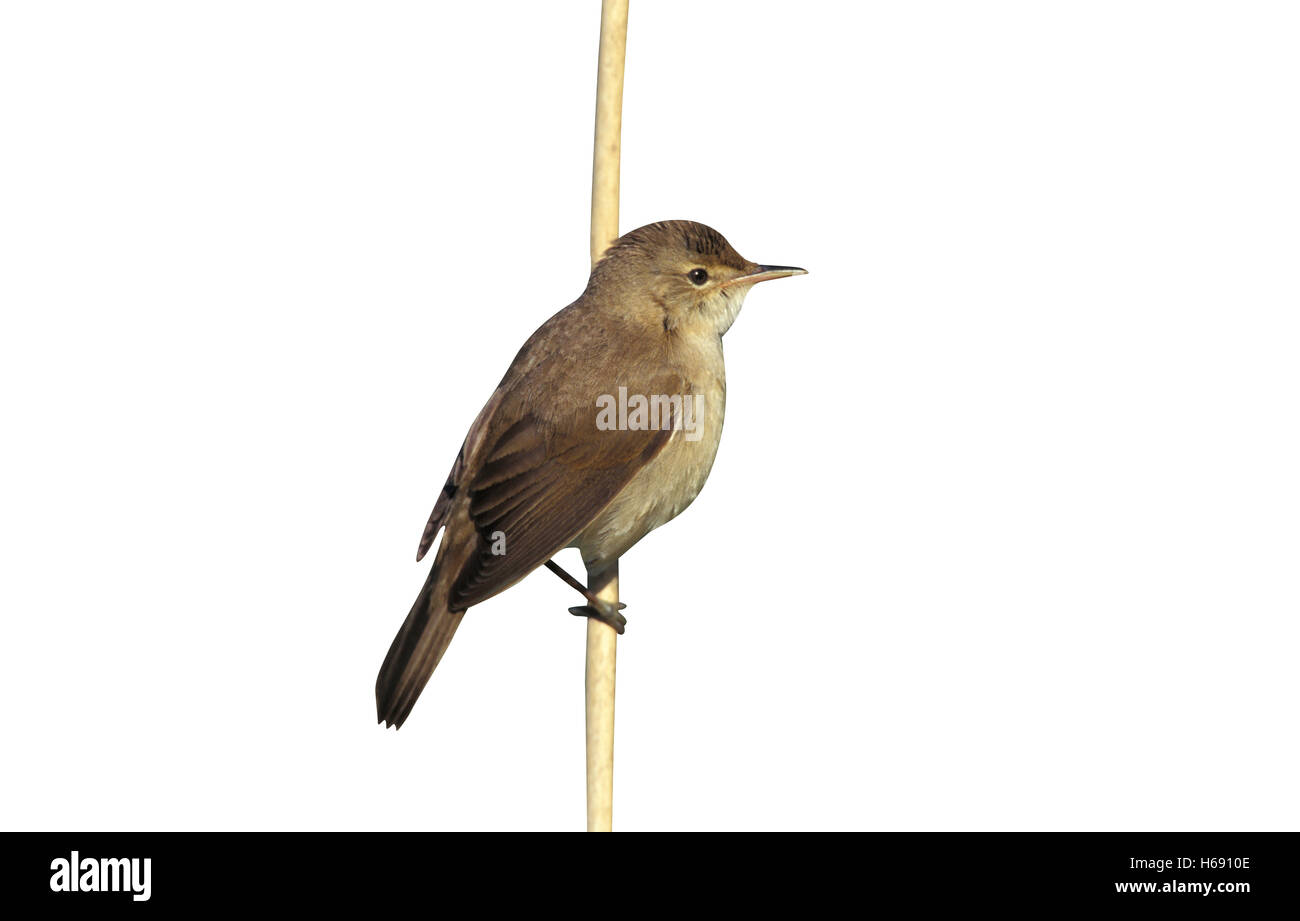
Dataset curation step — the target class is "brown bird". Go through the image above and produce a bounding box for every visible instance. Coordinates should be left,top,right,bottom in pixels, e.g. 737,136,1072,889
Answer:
376,220,805,727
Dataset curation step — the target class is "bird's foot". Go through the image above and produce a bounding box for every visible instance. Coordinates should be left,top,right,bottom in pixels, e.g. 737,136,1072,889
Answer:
569,600,627,634
545,559,627,633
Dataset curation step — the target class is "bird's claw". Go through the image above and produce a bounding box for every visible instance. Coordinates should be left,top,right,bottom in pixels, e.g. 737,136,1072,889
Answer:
569,602,627,634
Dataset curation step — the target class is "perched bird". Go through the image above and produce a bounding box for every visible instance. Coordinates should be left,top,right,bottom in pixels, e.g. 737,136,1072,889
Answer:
376,220,805,727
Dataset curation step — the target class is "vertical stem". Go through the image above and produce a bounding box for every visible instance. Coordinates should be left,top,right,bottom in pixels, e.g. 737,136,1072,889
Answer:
586,0,628,834
591,0,629,262
585,563,618,833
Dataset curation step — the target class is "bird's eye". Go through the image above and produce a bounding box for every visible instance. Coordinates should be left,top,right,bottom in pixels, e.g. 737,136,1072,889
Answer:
688,268,709,285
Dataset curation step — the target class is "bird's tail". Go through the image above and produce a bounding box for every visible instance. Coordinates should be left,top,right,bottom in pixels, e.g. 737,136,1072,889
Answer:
376,521,476,729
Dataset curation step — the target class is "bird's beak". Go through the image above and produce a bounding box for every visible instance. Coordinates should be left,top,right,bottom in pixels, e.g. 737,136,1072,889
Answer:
724,264,809,288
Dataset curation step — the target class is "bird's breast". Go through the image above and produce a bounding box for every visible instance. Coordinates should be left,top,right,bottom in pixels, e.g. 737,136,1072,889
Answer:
573,359,727,567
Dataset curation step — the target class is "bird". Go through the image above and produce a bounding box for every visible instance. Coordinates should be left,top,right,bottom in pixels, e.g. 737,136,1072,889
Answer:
376,219,806,728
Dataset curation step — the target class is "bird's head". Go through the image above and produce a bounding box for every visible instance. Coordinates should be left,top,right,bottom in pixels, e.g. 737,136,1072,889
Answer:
590,220,806,336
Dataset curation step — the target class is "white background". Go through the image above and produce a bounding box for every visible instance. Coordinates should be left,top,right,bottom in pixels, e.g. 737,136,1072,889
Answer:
2,2,1297,831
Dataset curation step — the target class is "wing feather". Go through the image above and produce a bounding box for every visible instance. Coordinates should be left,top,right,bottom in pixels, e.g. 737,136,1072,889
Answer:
447,372,685,610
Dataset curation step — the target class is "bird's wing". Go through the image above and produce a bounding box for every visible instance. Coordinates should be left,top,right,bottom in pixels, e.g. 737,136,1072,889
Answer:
416,386,505,562
447,371,686,610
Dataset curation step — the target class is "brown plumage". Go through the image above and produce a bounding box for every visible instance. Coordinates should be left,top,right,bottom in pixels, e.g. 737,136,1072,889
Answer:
376,220,805,728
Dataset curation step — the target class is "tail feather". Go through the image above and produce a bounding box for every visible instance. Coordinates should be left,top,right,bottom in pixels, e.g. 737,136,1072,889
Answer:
375,581,466,729
377,515,477,728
